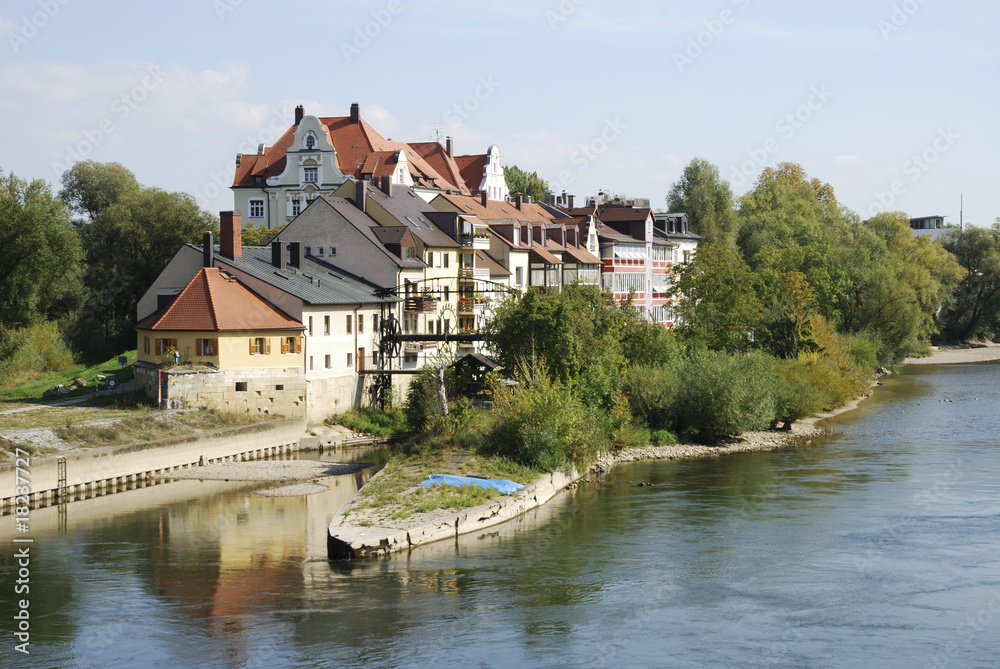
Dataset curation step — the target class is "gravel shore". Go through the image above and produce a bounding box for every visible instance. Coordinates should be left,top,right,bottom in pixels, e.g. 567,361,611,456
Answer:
160,460,368,482
904,343,1000,365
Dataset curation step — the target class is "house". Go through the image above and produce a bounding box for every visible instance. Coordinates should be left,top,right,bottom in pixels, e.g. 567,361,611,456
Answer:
909,215,954,240
231,103,506,226
135,267,306,416
137,212,398,421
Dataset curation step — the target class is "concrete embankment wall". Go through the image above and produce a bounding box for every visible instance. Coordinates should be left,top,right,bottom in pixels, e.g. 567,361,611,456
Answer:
0,417,306,511
328,465,583,560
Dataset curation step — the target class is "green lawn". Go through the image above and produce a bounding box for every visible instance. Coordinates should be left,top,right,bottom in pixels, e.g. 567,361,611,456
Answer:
0,350,138,402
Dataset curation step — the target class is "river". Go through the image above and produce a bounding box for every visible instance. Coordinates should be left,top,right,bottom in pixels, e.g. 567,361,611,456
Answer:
2,363,999,668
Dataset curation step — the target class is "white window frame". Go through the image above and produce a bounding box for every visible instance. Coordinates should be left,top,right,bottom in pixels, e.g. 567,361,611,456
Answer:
249,199,265,218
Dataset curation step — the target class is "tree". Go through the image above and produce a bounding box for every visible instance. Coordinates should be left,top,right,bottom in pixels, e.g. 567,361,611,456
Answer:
503,165,548,203
74,183,217,359
672,244,763,353
666,158,738,249
0,169,82,330
939,222,1000,342
59,161,139,223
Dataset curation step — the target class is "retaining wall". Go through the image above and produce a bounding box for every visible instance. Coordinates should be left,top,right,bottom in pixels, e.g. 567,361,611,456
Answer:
0,417,306,512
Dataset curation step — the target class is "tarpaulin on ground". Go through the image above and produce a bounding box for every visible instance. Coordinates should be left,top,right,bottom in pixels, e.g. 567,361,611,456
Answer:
418,474,525,495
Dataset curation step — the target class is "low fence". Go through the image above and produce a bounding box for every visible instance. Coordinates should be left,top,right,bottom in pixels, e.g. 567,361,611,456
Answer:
0,417,307,513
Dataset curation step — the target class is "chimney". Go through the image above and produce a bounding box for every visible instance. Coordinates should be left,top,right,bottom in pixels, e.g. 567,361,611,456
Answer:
271,240,287,269
350,102,360,124
481,191,488,208
219,211,242,259
288,241,303,269
355,179,367,213
379,174,393,198
202,232,214,268
567,194,576,209
446,137,454,159
515,194,523,211
294,104,304,125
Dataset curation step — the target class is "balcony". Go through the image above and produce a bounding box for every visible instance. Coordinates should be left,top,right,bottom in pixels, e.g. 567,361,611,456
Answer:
458,299,485,315
461,232,491,250
404,341,438,353
404,296,438,313
457,267,475,280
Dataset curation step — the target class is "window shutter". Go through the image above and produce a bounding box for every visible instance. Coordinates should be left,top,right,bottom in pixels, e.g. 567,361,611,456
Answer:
249,338,254,355
196,339,202,355
265,338,271,355
297,336,303,353
281,337,288,354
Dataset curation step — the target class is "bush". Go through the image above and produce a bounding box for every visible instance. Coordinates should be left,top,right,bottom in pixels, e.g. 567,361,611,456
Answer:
773,357,825,426
483,360,603,471
326,407,409,437
0,321,75,386
650,429,677,446
404,366,439,431
673,350,778,443
623,364,679,430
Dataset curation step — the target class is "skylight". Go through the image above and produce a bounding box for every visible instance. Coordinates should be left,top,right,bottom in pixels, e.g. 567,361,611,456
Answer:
405,216,420,228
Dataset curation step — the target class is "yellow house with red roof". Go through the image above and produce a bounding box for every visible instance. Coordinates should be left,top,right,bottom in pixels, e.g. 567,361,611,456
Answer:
135,267,307,414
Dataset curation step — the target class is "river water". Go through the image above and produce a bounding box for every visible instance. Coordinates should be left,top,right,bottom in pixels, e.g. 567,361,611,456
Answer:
2,363,999,668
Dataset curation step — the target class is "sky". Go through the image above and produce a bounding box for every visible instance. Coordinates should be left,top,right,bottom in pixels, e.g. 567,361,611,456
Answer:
1,0,997,227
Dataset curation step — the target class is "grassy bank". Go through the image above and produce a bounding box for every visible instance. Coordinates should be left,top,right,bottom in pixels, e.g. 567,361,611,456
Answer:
0,349,137,403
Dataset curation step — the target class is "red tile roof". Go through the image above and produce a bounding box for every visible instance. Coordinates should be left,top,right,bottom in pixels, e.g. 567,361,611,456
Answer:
136,268,303,332
455,154,488,193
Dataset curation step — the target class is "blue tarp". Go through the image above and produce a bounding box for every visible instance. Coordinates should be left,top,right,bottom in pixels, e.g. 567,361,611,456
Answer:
419,474,525,495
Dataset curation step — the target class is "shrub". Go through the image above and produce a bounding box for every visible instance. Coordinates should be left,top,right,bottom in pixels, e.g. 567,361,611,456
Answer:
483,360,603,471
673,350,779,443
0,321,75,386
650,429,677,446
404,366,439,431
623,364,679,430
773,357,825,426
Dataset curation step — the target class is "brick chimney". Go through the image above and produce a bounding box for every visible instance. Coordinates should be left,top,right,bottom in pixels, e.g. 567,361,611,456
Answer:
379,175,393,198
219,211,242,259
446,136,454,159
355,178,367,214
288,241,304,269
481,191,488,207
350,102,360,124
294,104,304,125
515,194,523,211
202,232,213,268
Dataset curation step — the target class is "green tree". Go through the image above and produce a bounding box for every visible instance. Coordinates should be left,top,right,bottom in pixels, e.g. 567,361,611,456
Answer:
74,184,217,359
666,157,738,249
59,161,139,223
939,222,1000,342
0,169,82,330
503,165,548,203
672,244,763,353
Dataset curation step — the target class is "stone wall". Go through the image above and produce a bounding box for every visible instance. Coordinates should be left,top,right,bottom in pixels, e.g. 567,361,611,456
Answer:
135,363,306,416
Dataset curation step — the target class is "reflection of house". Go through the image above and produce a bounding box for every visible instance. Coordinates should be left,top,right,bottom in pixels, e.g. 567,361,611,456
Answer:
137,213,396,420
135,266,306,415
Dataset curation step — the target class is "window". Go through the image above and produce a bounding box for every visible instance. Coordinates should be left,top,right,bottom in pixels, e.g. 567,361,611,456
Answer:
317,246,324,256
195,338,218,356
305,134,316,150
280,336,302,354
249,337,270,355
308,316,313,336
235,382,247,392
373,314,379,332
291,197,301,216
358,316,364,334
330,247,336,257
305,246,312,256
275,384,284,391
303,166,318,183
324,315,331,336
346,315,352,334
309,355,314,370
444,287,449,301
347,352,353,368
404,246,415,259
444,319,450,333
443,253,449,268
249,199,264,218
515,267,524,286
143,336,149,354
155,338,177,356
325,354,332,369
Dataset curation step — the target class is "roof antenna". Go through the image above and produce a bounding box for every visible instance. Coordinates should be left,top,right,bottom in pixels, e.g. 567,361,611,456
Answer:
960,194,964,231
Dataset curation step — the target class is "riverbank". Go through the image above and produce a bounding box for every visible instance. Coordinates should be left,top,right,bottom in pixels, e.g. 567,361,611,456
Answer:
904,342,1000,365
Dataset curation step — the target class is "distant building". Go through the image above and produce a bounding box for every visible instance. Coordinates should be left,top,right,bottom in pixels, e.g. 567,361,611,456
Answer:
910,215,954,241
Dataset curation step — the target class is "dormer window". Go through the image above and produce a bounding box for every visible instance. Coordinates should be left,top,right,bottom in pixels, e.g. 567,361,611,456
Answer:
303,167,318,183
305,134,316,150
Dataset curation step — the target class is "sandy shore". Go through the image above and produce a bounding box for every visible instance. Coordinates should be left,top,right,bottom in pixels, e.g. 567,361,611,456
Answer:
904,343,1000,365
